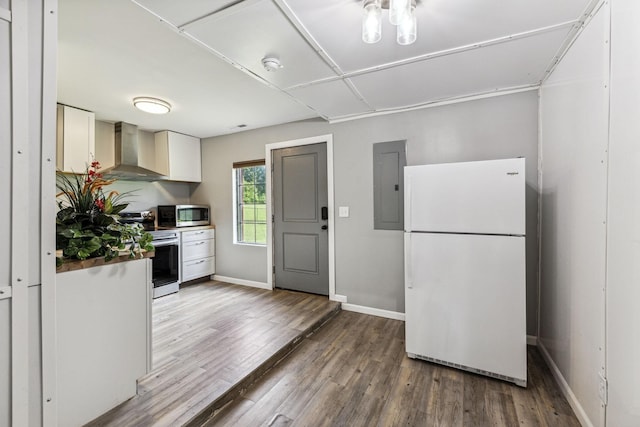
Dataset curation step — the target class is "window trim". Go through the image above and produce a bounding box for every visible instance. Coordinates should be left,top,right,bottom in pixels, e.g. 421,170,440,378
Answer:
232,161,267,246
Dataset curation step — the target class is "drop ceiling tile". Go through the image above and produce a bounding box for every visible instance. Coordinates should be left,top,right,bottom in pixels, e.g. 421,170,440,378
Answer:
284,0,591,73
287,79,373,119
349,27,571,110
58,0,317,138
183,0,338,89
133,0,237,27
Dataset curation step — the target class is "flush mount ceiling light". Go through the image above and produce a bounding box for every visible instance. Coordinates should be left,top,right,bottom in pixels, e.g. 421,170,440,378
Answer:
362,0,417,45
133,97,171,114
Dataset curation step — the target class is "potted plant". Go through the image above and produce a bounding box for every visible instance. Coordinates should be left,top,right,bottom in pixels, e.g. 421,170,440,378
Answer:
56,160,153,267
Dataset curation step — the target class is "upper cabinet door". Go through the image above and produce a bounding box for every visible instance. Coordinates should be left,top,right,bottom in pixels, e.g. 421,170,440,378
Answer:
155,130,202,182
56,104,95,173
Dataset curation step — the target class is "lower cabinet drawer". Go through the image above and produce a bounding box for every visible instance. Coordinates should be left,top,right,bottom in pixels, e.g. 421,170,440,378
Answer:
182,228,215,242
182,239,215,261
182,256,215,282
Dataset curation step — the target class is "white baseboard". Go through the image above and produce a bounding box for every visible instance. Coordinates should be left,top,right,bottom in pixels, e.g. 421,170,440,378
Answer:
527,335,538,346
212,275,272,291
538,340,594,427
331,294,347,303
341,303,405,321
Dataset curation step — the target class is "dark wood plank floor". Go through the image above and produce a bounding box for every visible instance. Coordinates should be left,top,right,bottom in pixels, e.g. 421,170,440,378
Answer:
86,281,340,427
210,311,580,427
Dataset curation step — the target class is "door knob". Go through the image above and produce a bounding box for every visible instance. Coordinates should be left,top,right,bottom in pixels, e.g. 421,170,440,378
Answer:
321,225,328,230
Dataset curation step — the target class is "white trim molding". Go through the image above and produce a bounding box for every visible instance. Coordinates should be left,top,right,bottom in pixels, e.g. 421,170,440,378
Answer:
526,335,538,346
331,294,347,303
265,134,336,301
41,0,59,424
328,86,539,125
10,1,31,424
212,275,271,291
341,303,406,321
538,340,594,427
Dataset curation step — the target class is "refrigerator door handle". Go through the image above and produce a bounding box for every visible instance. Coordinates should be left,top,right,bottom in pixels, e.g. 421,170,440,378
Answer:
405,233,413,289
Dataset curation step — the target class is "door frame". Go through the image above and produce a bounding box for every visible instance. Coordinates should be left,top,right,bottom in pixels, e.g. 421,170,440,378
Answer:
265,134,340,301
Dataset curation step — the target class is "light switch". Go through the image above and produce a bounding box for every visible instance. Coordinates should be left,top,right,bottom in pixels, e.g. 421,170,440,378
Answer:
339,206,350,218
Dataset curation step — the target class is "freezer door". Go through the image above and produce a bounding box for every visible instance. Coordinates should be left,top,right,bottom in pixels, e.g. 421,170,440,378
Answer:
404,232,527,384
404,158,525,235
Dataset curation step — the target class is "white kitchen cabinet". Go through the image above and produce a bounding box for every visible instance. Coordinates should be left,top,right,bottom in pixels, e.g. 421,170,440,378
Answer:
181,228,215,282
94,120,115,169
56,104,95,173
56,258,152,427
155,130,202,182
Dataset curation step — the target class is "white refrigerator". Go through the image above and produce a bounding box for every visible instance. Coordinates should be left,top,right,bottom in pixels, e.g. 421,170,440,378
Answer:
404,158,527,387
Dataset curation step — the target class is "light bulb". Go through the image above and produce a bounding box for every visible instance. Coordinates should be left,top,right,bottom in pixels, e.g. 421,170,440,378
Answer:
362,0,382,44
397,8,417,45
389,0,410,26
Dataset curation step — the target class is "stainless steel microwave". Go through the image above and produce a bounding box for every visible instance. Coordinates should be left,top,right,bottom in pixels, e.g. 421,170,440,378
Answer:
157,205,210,228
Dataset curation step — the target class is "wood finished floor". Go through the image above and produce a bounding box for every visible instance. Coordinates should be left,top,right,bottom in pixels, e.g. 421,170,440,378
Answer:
86,280,340,427
210,311,581,427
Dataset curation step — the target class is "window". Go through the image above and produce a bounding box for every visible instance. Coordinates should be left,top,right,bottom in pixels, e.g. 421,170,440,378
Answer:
233,160,267,245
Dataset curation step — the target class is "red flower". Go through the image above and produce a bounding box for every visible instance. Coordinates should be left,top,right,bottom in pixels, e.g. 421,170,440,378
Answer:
95,198,105,211
91,160,101,169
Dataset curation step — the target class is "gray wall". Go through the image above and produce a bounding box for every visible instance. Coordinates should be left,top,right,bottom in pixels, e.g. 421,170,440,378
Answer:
193,91,540,334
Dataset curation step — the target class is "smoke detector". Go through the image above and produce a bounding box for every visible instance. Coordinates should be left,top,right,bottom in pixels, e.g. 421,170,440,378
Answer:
261,57,283,72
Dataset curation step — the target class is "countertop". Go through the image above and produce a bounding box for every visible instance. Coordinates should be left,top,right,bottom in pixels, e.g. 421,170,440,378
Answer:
153,225,215,232
56,251,155,273
56,225,214,273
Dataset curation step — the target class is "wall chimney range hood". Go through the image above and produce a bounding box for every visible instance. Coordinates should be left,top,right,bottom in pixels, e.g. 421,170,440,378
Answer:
104,122,166,180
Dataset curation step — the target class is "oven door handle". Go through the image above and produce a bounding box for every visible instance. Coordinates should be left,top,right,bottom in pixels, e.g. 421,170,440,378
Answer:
153,239,179,247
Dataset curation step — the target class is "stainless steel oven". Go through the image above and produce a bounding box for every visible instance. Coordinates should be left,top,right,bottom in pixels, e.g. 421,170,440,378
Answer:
149,230,180,298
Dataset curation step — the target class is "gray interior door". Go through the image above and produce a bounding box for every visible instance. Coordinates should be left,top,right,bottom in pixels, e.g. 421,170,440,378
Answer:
273,143,328,295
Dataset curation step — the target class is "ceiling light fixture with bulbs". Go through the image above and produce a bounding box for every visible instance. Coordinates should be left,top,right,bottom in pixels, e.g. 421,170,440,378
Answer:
133,97,172,114
362,0,417,45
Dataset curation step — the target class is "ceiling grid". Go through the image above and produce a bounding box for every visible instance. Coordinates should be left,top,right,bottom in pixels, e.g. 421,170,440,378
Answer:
56,0,599,137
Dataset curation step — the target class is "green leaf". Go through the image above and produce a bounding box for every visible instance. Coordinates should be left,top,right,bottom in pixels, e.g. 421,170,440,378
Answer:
77,248,91,260
111,204,128,215
104,197,113,214
59,229,76,239
83,236,102,253
72,229,95,238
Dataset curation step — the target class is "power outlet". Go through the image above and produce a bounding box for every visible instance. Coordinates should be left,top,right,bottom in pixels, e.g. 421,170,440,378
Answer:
598,372,608,405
